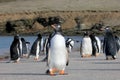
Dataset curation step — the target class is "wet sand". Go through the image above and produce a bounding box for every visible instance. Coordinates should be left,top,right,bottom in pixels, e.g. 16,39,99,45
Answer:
0,50,120,80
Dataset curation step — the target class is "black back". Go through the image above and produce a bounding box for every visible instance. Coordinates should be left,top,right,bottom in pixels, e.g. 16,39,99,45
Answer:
89,33,99,56
30,34,42,55
21,38,27,54
10,36,20,60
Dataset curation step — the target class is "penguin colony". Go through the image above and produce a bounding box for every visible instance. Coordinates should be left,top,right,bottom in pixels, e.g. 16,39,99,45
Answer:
9,17,120,76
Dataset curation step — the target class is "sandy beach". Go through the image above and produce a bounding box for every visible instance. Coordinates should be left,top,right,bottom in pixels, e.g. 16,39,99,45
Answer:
0,50,120,80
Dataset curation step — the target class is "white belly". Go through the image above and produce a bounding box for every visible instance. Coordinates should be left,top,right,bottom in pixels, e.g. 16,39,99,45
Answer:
81,37,92,55
49,34,67,70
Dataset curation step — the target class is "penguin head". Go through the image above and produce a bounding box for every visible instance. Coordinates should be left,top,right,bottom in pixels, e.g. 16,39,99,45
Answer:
89,32,95,37
83,31,89,37
51,24,62,32
48,17,62,31
48,17,60,25
21,38,25,41
14,34,19,40
67,38,72,42
37,33,42,39
13,35,20,43
104,26,114,36
105,26,112,33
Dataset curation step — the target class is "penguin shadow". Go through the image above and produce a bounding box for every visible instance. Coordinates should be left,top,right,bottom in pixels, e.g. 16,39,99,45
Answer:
73,56,120,65
80,58,120,65
0,58,45,63
0,59,10,63
68,68,120,71
0,72,68,76
74,58,105,62
92,61,120,64
0,73,47,76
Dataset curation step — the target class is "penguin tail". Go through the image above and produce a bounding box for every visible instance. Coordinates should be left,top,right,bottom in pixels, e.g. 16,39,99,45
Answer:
46,69,50,74
66,60,69,66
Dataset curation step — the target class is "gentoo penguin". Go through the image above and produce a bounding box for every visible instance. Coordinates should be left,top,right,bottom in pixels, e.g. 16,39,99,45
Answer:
80,31,92,57
21,37,28,57
103,27,117,60
89,33,101,56
66,38,74,54
47,17,68,75
10,35,21,63
28,33,42,61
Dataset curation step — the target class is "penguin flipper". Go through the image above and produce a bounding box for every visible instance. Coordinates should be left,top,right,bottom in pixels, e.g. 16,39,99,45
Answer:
66,51,69,66
66,60,69,66
47,48,50,66
80,42,82,56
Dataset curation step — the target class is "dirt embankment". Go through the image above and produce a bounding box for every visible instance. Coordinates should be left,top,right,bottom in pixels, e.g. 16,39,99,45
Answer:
0,11,120,35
